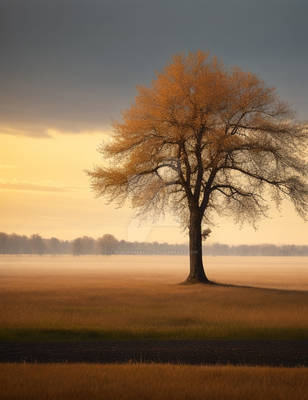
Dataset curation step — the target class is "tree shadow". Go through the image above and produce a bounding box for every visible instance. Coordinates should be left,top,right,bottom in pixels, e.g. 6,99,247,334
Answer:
179,279,308,293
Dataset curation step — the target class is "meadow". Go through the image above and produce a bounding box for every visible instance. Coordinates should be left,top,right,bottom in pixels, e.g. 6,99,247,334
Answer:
1,363,307,400
0,255,307,341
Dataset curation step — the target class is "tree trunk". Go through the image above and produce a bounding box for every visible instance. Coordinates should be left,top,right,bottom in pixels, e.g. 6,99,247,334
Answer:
185,209,211,284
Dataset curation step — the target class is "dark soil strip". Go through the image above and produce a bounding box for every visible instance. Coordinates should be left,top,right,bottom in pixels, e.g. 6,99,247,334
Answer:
0,340,307,366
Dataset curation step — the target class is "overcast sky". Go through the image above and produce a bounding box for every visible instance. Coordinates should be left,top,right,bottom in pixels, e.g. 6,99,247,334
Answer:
1,0,308,137
0,0,307,243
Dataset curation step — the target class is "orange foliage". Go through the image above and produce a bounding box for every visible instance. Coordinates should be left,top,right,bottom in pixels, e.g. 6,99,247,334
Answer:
88,51,307,228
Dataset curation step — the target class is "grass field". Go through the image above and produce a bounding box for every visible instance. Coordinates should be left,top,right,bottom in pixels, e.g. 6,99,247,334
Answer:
1,363,307,400
0,255,307,341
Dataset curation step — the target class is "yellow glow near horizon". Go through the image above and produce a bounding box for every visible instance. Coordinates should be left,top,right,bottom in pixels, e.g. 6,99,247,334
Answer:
0,130,307,244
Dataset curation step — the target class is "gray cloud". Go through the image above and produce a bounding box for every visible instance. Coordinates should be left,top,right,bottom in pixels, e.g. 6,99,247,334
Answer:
1,0,308,137
0,123,51,138
0,121,110,138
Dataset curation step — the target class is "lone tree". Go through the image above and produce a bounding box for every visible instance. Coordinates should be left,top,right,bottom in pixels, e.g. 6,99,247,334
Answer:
88,52,308,284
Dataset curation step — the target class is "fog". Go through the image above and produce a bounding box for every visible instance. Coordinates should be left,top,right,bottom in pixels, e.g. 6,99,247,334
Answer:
1,255,307,291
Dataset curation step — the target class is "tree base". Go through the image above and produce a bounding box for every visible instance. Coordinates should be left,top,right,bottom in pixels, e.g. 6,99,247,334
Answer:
181,276,216,285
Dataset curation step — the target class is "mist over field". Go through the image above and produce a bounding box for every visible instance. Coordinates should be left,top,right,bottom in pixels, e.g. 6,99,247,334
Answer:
1,255,307,291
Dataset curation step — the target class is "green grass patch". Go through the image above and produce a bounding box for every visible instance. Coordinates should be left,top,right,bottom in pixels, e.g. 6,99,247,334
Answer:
1,325,307,342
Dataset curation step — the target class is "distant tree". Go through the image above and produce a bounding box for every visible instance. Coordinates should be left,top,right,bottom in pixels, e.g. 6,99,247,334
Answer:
83,236,95,254
72,238,82,255
72,236,96,255
0,233,8,254
31,234,45,255
97,234,118,255
19,235,30,254
49,237,61,254
8,233,21,254
88,51,307,283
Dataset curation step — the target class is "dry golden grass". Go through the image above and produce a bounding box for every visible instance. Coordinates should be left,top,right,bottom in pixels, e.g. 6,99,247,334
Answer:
1,363,307,400
0,255,307,340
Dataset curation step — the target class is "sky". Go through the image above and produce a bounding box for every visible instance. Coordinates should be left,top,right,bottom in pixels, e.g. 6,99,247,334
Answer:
1,0,307,244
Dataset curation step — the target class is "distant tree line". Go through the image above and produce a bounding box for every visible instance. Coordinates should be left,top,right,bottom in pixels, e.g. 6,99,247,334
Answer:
0,233,187,255
0,232,307,256
204,243,308,257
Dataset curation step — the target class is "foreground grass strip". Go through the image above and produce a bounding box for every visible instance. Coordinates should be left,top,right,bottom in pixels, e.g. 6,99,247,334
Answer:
0,364,307,400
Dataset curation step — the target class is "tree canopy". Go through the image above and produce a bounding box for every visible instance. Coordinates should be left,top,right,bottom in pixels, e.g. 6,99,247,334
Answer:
88,51,308,283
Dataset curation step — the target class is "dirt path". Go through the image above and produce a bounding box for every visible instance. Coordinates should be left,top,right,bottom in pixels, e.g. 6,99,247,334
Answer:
1,340,307,366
